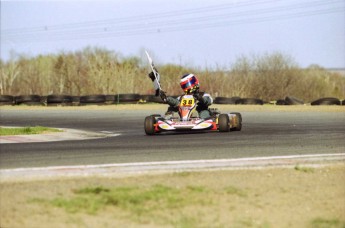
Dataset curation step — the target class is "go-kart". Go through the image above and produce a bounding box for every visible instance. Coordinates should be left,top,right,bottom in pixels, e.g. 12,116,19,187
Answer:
144,94,242,135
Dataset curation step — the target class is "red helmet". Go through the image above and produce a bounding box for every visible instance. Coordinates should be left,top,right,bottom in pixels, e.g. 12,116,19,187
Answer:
180,73,199,93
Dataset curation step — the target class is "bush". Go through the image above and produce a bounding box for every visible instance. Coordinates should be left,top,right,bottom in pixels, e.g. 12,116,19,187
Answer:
1,48,344,103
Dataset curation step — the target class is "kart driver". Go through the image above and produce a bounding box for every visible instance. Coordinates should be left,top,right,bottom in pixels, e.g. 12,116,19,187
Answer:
148,72,213,119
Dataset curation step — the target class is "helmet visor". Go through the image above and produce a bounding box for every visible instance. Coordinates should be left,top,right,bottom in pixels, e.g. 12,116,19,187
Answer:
181,77,197,91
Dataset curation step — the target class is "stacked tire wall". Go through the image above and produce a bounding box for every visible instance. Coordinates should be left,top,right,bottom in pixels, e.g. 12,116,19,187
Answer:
0,94,344,106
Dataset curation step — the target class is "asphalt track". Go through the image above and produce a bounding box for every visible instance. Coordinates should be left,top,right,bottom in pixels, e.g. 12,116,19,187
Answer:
1,107,344,169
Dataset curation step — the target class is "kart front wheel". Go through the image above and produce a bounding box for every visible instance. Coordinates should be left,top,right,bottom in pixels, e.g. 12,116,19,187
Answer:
218,114,230,132
144,116,156,135
230,112,242,131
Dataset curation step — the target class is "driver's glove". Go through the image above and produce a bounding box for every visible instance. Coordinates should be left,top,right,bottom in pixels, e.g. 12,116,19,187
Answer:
193,92,203,102
148,72,155,81
159,90,167,103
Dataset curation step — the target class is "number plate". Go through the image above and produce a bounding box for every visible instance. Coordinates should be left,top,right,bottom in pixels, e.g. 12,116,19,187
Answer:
180,96,195,106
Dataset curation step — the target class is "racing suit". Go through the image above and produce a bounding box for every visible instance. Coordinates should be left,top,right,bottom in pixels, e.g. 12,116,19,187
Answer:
165,92,213,119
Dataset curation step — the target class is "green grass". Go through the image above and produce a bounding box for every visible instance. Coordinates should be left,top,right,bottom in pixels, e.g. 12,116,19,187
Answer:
310,217,345,228
32,184,251,226
0,126,61,136
49,185,206,215
225,186,248,197
31,184,216,226
294,165,315,173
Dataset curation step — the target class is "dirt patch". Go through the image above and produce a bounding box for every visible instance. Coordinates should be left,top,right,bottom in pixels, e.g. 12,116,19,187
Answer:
1,164,344,228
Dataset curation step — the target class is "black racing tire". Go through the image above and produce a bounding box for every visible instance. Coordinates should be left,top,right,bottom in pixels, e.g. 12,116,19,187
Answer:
47,95,73,104
0,95,14,102
342,100,345,106
150,95,164,103
140,94,164,103
105,95,116,104
214,97,240,104
311,97,341,106
0,95,14,105
214,97,229,104
20,102,44,106
0,101,14,106
115,94,140,104
72,96,80,102
71,96,80,106
236,98,264,105
230,112,242,131
15,95,42,105
276,99,286,105
144,116,156,135
40,96,47,104
80,95,106,104
218,114,230,132
285,96,304,105
140,94,153,103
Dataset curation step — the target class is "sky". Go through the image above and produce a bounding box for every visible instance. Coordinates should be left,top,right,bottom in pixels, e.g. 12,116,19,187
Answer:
1,0,345,69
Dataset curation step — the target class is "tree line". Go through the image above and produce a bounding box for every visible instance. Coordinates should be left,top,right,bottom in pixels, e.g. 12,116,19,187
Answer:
1,47,344,102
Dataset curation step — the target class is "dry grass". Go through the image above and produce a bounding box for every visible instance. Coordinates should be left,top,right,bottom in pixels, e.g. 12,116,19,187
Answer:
2,50,344,101
1,164,344,228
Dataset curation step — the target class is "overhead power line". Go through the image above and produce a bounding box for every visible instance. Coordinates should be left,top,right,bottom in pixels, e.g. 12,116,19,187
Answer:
2,0,281,34
2,0,344,43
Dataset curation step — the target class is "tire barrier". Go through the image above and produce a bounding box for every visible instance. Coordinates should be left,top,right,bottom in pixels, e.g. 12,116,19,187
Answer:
276,99,287,105
140,94,164,103
15,95,43,106
105,95,116,104
0,95,14,106
311,97,341,106
114,94,141,104
236,98,264,105
214,97,241,104
46,95,73,106
285,96,304,105
80,95,106,105
1,94,343,106
72,96,80,103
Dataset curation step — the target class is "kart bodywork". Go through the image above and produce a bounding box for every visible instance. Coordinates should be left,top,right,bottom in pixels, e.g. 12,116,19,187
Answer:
144,95,242,135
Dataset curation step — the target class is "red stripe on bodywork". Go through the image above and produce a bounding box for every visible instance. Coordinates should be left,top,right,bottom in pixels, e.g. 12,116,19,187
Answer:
154,123,160,132
211,122,218,130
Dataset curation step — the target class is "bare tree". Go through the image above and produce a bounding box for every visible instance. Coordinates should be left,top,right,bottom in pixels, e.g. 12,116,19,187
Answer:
0,60,20,95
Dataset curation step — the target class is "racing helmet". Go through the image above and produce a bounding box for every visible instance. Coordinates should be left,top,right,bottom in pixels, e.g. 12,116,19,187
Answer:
180,73,199,94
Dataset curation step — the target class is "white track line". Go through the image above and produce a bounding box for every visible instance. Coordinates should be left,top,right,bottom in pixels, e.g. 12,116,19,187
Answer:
2,153,344,172
0,153,344,181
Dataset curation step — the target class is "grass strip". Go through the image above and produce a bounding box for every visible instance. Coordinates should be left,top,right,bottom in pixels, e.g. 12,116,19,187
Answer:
0,126,62,136
1,164,344,228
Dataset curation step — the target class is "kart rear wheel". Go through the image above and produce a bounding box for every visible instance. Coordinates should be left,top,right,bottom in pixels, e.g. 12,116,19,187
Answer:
218,114,230,132
230,112,242,131
144,116,156,135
